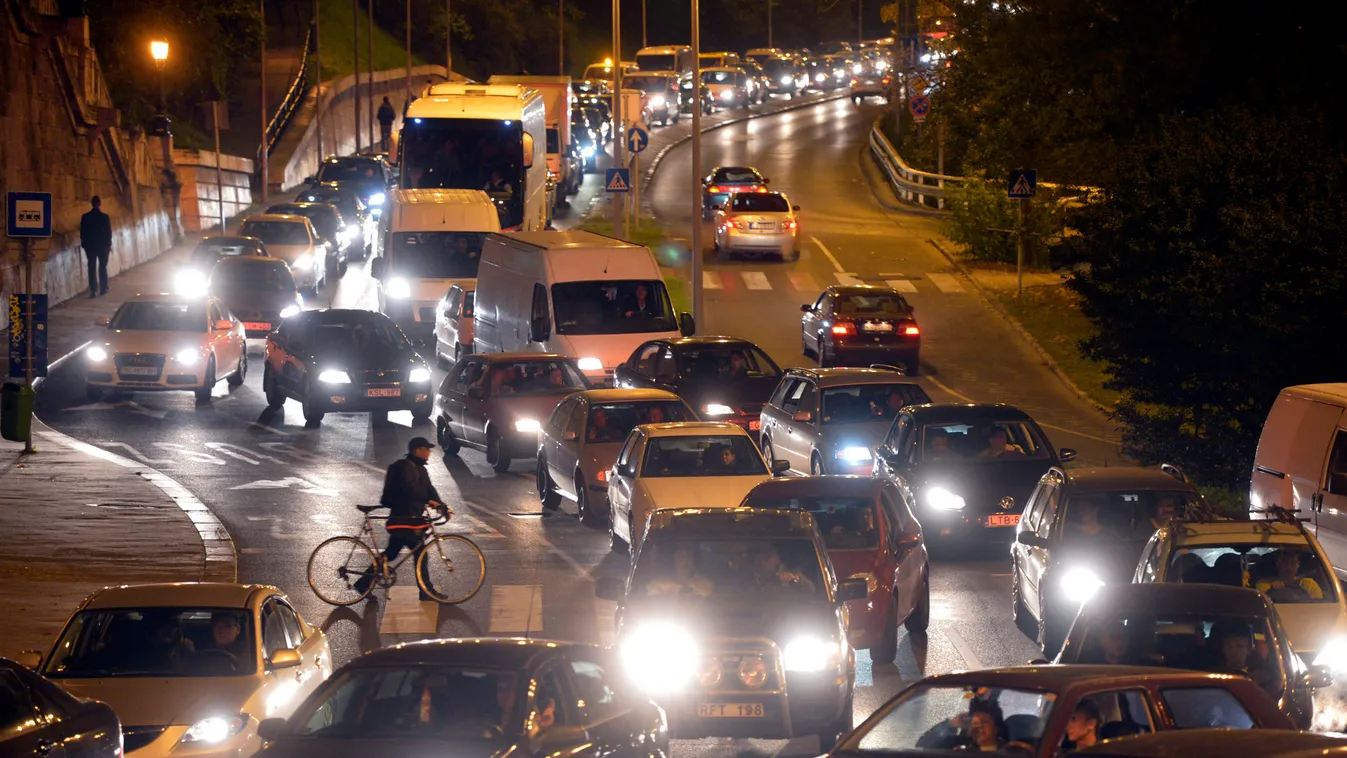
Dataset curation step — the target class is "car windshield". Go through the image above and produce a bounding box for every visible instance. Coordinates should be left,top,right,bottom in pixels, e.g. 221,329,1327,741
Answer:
583,401,696,443
1057,491,1202,544
637,53,677,70
238,220,310,246
730,194,789,212
388,232,484,279
582,65,613,81
110,302,205,332
466,359,588,397
297,190,364,218
641,435,765,477
822,383,931,424
712,168,762,184
918,420,1052,462
762,59,795,76
848,685,1055,754
739,496,879,549
1066,610,1287,698
551,280,676,335
546,128,559,154
625,75,669,92
288,666,520,740
271,206,340,239
45,608,254,678
835,293,912,316
677,345,780,381
633,537,825,599
400,118,524,228
702,70,735,84
1165,543,1337,603
211,262,295,293
311,318,409,352
194,239,262,258
316,160,384,184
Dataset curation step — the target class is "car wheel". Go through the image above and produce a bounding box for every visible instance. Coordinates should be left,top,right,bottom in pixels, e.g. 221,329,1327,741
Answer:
608,510,629,554
810,453,825,476
262,365,284,409
302,380,326,425
1011,563,1033,635
227,352,247,388
436,418,461,455
486,430,511,473
905,572,931,634
820,339,835,368
536,458,562,510
195,357,216,403
576,473,600,525
1038,602,1066,659
762,438,780,475
411,400,432,421
85,384,103,402
871,596,900,664
434,343,449,369
816,692,853,752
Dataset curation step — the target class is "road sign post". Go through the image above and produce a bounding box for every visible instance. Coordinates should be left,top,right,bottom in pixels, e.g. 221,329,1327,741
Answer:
909,94,929,124
5,191,53,454
1006,170,1037,299
626,123,649,155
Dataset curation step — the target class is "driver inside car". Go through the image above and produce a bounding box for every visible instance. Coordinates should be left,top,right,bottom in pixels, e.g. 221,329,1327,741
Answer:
203,612,247,662
1255,549,1324,601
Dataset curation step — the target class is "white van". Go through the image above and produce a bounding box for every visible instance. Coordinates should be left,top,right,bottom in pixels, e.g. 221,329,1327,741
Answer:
373,189,500,342
473,230,693,385
1250,383,1347,571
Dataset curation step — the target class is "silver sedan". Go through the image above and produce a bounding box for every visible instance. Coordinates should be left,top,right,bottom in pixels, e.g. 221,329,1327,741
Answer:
712,190,801,261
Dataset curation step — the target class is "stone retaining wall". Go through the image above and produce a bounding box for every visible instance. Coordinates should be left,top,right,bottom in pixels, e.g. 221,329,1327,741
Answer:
173,150,256,234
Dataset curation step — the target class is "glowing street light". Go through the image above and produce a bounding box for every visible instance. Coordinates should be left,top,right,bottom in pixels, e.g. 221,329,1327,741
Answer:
149,40,171,136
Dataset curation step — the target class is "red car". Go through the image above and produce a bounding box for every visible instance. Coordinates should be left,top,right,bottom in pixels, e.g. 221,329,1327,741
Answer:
740,475,929,664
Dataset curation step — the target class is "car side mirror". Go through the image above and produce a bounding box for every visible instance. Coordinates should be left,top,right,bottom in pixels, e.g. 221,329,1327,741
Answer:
763,177,771,184
800,304,813,313
772,459,791,475
792,410,813,423
370,257,386,279
539,724,589,750
792,205,801,211
269,648,302,669
16,651,41,669
595,575,625,601
529,316,551,343
257,717,288,742
214,319,234,331
1308,665,1335,690
1017,532,1049,549
679,312,696,337
304,175,317,185
467,387,487,400
1059,448,1078,462
95,315,110,327
838,577,869,601
522,133,535,168
1028,658,1049,666
561,430,577,442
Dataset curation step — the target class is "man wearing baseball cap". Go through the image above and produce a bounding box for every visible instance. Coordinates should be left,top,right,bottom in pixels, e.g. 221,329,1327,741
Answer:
357,437,446,600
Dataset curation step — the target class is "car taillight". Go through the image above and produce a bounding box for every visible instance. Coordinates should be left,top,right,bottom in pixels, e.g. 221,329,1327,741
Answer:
731,219,750,230
755,186,768,193
904,325,920,336
710,185,727,193
832,322,856,336
785,219,798,231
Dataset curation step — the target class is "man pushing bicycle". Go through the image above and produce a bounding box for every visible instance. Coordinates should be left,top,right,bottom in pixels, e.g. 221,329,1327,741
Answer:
356,436,447,601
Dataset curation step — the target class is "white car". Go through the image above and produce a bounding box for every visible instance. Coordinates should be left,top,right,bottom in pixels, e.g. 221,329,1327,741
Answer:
432,283,474,366
607,421,787,554
237,214,329,294
713,190,801,261
1135,515,1347,674
18,583,332,758
85,293,247,402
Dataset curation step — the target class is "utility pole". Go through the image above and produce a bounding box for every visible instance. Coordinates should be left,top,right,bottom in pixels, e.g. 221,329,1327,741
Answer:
314,0,324,164
353,0,361,153
559,0,565,75
857,0,863,45
446,0,452,76
260,0,269,202
213,101,225,231
642,0,647,48
406,0,412,111
368,0,376,152
610,0,625,239
767,0,772,48
1016,198,1028,298
691,0,703,328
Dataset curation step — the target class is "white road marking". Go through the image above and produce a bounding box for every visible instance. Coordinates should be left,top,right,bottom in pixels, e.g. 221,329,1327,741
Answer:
380,586,439,635
855,647,874,688
927,381,1118,446
927,376,976,403
230,477,340,497
928,273,966,293
878,272,906,277
788,271,819,292
742,271,772,290
248,422,290,436
489,584,544,634
944,628,984,670
886,279,918,293
65,400,168,419
835,273,864,286
810,235,845,272
353,461,387,474
703,271,723,290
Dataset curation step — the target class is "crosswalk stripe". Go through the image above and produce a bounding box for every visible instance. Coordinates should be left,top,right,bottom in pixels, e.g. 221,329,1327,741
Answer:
379,586,439,635
741,271,772,290
788,271,819,292
702,271,723,290
886,279,918,293
835,273,863,286
489,584,544,634
928,273,965,293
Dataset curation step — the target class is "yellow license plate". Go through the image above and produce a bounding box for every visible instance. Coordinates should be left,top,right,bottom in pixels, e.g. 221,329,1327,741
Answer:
697,702,765,718
988,514,1021,527
749,420,761,431
367,388,400,397
243,322,272,331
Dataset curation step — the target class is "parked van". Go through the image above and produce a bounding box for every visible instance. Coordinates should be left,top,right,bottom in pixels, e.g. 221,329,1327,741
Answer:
1250,383,1347,569
373,189,500,341
473,230,694,385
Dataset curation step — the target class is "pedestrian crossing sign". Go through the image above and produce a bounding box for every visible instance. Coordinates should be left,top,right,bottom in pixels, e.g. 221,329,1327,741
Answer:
1007,169,1037,199
605,168,631,193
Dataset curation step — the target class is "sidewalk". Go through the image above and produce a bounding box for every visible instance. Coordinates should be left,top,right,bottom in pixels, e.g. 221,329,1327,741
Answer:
0,420,235,658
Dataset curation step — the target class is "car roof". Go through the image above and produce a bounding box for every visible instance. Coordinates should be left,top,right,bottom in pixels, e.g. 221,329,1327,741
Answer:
919,664,1245,690
824,284,912,297
346,638,590,670
742,475,884,500
296,308,393,325
81,582,271,610
1060,467,1198,493
574,389,685,403
785,366,917,388
662,336,760,349
701,66,740,73
243,213,310,225
1083,583,1273,616
322,154,384,165
198,235,262,246
1073,729,1347,757
642,421,750,438
212,255,286,268
124,292,210,305
905,403,1032,422
268,202,334,213
479,352,574,364
1162,519,1312,545
728,190,787,199
649,506,818,538
711,166,761,175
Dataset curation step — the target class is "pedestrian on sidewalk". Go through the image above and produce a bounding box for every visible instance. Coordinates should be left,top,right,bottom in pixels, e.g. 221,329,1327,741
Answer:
79,195,112,298
377,96,397,153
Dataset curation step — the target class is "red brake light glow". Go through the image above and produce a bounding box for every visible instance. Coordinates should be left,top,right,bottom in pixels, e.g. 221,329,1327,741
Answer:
831,322,855,336
710,185,726,193
904,325,920,336
785,219,798,230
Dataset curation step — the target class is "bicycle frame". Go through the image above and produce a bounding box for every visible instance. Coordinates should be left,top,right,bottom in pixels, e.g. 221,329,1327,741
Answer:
358,508,450,574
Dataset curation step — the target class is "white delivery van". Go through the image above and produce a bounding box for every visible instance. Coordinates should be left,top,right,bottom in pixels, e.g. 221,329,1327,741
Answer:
473,230,694,385
488,75,577,196
635,45,695,75
1250,383,1347,570
373,189,500,342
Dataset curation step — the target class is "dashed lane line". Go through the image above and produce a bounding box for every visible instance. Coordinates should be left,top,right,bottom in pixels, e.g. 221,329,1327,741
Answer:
887,279,918,293
788,271,820,292
944,628,984,671
380,586,438,635
810,236,846,273
742,271,772,290
489,584,544,634
927,376,1120,446
835,273,864,286
703,271,723,290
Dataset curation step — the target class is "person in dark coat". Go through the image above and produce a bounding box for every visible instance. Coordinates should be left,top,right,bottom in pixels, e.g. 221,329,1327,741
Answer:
377,96,397,152
79,195,112,297
355,437,446,600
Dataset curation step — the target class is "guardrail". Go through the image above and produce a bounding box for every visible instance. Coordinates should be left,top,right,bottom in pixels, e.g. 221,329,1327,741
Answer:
867,116,963,210
258,25,313,169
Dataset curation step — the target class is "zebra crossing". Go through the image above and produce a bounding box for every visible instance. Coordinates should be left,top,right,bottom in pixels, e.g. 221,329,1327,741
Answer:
700,269,968,295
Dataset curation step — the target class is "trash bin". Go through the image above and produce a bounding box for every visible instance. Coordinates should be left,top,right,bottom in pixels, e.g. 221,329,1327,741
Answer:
1,382,35,442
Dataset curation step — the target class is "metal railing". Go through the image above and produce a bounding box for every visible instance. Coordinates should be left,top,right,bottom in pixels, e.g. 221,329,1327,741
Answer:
259,25,314,165
867,116,964,210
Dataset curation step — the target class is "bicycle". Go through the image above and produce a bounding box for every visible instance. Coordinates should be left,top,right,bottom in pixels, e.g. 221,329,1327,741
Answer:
307,504,486,606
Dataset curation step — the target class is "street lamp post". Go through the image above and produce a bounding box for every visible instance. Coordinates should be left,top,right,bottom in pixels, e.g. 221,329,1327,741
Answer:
353,0,361,153
559,0,565,75
610,0,624,239
150,40,168,110
766,0,771,48
368,0,376,151
406,0,412,114
690,0,703,327
260,0,268,203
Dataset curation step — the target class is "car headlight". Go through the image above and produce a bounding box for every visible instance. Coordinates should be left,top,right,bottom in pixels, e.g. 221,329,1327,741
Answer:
1060,567,1105,604
86,346,108,362
815,73,826,82
780,75,793,85
1314,636,1347,673
650,95,665,108
577,357,603,371
582,145,596,158
515,418,542,433
852,64,864,74
368,192,386,206
293,254,314,270
279,305,301,319
409,367,432,383
925,486,966,511
720,90,734,100
783,636,841,673
173,269,208,297
704,403,734,416
387,277,412,299
318,369,351,384
175,348,200,366
620,622,699,693
835,446,873,463
181,714,247,744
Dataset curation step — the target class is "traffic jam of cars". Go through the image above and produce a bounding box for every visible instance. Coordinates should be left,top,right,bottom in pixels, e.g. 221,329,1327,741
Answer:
10,36,1347,758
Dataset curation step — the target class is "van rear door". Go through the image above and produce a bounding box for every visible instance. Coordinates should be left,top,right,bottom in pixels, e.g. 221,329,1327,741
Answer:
1313,426,1347,570
1252,393,1342,520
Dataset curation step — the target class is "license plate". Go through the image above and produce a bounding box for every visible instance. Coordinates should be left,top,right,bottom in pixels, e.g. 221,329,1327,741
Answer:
987,514,1021,527
749,420,761,431
243,322,272,331
863,322,894,332
749,222,772,230
697,702,765,718
120,367,158,376
366,388,400,397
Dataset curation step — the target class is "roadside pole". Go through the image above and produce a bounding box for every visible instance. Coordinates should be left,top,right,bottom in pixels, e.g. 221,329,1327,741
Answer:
691,0,703,328
260,0,268,203
1007,169,1037,300
314,0,324,164
367,0,376,151
610,0,625,240
936,118,945,211
212,101,226,231
4,191,52,455
353,0,361,153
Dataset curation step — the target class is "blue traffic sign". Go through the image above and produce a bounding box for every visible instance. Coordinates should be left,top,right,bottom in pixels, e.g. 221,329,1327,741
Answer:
604,168,632,193
8,294,48,378
1007,169,1037,199
909,94,930,121
626,124,649,154
6,191,52,238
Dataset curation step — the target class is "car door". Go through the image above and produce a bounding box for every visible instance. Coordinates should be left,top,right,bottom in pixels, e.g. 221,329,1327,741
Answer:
544,395,582,497
616,342,661,390
256,598,300,722
881,485,924,619
275,599,328,706
1313,428,1347,567
460,360,493,444
761,376,797,448
0,668,67,758
437,287,460,349
275,318,312,396
1021,476,1062,616
563,649,657,755
801,293,827,351
216,301,244,372
773,378,809,469
610,432,643,542
443,359,479,441
207,301,234,374
876,412,915,483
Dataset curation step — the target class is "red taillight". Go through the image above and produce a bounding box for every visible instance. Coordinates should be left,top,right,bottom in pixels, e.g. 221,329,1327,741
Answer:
904,325,920,336
785,219,798,231
709,185,727,193
755,186,768,193
731,219,750,230
831,322,856,336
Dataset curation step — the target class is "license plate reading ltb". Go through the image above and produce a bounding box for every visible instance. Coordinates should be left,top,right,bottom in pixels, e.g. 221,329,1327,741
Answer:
698,702,765,718
988,514,1020,527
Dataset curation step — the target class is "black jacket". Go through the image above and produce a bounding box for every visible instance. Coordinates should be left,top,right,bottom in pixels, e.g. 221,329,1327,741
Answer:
80,209,113,253
380,455,442,526
377,102,397,126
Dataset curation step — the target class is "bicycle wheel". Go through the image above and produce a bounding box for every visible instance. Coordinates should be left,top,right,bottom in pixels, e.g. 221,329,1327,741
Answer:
417,535,487,604
309,536,379,606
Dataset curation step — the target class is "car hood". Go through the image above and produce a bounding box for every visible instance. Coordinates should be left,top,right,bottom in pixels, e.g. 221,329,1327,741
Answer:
52,676,258,727
642,475,769,508
97,329,209,353
399,277,475,306
677,376,778,413
310,346,424,373
261,244,316,265
560,332,678,375
910,459,1052,514
262,737,511,758
484,393,572,427
1273,603,1347,654
621,595,840,642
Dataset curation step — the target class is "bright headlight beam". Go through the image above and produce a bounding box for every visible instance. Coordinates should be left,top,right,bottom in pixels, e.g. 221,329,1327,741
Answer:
175,348,200,366
368,192,386,206
836,446,873,462
318,369,351,384
180,714,245,744
387,278,412,299
620,622,699,693
409,367,432,383
704,403,734,416
783,637,835,672
925,486,966,511
279,305,300,319
86,346,108,362
515,418,542,433
293,254,315,270
577,357,603,371
1060,567,1105,604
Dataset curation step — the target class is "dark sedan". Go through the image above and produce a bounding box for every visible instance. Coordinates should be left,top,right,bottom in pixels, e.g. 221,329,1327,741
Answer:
187,235,268,268
294,183,372,259
208,256,304,338
801,284,921,373
872,403,1075,546
614,336,782,436
267,202,350,277
701,166,769,220
255,638,669,758
0,658,121,757
262,309,433,426
305,154,392,218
